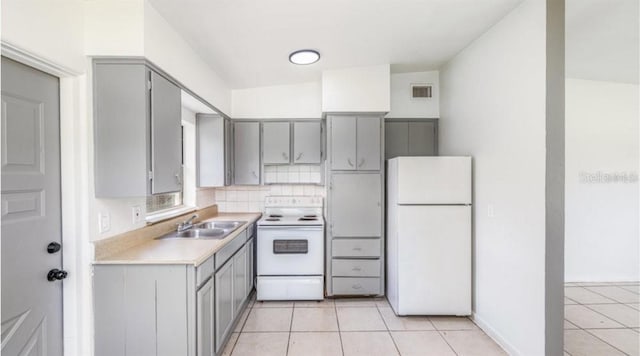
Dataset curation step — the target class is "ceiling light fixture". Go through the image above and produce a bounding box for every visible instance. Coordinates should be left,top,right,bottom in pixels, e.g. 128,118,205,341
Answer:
289,49,320,65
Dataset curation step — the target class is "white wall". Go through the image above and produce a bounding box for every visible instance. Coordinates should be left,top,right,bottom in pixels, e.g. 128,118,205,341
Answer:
322,64,390,112
439,1,548,355
232,81,322,119
83,0,145,56
2,0,85,73
565,78,639,282
144,1,231,115
387,71,439,118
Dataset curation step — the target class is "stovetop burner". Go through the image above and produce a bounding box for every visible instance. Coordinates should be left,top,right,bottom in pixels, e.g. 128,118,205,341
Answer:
298,217,318,221
269,214,283,218
265,218,280,221
303,214,317,218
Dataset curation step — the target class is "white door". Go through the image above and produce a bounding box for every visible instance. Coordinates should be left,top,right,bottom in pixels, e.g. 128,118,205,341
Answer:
395,156,472,205
1,57,64,355
396,205,471,315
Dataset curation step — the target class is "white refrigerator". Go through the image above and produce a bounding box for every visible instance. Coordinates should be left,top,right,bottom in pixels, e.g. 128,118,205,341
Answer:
386,156,472,316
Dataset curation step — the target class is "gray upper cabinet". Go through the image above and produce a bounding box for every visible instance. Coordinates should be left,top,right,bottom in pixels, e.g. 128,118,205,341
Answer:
224,118,234,185
384,119,438,159
93,60,182,197
355,117,381,170
150,71,182,194
330,116,357,170
330,173,382,237
262,122,290,164
329,115,382,171
233,121,261,185
293,121,322,164
196,114,225,187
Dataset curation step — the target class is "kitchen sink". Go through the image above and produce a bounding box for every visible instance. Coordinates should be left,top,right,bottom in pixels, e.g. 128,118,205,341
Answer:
155,220,246,240
195,221,246,230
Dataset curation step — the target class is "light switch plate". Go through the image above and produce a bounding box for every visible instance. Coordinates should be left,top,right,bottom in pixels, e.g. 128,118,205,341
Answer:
99,212,111,233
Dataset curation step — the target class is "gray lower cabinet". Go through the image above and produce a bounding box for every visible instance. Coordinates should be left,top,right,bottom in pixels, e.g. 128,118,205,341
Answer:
330,173,382,237
262,121,291,164
94,228,255,356
246,237,255,292
234,121,261,184
214,260,234,353
384,119,438,159
197,277,215,356
93,59,182,197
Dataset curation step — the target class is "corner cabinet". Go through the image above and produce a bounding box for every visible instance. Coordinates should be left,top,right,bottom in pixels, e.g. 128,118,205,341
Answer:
233,121,261,185
93,223,257,356
197,115,233,187
93,59,182,197
326,115,385,297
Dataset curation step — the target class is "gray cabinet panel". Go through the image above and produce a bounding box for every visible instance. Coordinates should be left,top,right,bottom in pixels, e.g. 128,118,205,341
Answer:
262,122,291,164
330,173,382,237
196,114,225,187
332,277,381,295
293,121,321,164
246,237,255,292
94,63,149,197
224,118,234,185
408,121,437,156
94,267,126,356
197,278,215,356
332,239,381,258
330,116,357,170
332,259,381,277
156,266,190,356
233,245,247,314
384,122,409,159
233,122,260,185
356,117,381,170
150,71,182,194
215,261,234,352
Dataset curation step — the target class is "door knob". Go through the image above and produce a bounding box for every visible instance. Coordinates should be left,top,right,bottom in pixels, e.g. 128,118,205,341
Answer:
47,242,61,254
47,269,68,281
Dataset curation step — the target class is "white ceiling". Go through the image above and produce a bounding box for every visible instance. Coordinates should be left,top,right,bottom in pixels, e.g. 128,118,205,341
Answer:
566,0,639,84
149,0,523,89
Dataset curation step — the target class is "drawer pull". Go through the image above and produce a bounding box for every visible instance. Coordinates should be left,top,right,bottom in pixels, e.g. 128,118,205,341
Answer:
352,247,362,251
352,284,362,290
352,267,362,271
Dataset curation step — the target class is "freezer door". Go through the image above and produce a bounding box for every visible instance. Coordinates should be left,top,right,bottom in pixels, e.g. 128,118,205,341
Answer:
394,156,471,205
395,205,471,315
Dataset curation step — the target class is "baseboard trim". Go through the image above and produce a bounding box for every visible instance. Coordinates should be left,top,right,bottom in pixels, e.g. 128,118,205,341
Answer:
471,312,521,356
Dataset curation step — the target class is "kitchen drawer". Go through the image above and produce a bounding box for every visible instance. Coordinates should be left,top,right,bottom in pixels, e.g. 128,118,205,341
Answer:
332,259,380,277
332,239,380,258
196,255,215,287
215,230,247,270
332,277,381,295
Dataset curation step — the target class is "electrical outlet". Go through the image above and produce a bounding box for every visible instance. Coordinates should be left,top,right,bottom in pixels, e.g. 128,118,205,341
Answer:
132,206,142,224
487,204,495,218
98,212,111,233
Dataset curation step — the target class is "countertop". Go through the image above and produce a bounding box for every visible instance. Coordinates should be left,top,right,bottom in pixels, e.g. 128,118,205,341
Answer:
93,212,262,266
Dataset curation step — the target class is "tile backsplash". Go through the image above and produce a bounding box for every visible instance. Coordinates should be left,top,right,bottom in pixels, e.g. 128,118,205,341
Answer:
264,165,323,184
214,184,326,213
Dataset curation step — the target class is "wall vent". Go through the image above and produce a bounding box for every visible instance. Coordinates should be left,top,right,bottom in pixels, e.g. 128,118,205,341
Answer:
411,84,433,99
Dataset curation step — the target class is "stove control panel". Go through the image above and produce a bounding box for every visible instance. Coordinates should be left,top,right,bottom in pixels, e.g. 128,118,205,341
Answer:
264,196,323,208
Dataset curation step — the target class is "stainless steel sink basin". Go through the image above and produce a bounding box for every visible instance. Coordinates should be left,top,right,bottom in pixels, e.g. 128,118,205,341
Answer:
155,221,246,240
195,221,246,230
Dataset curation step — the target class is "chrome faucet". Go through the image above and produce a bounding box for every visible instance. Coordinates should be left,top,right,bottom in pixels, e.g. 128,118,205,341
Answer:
177,214,198,232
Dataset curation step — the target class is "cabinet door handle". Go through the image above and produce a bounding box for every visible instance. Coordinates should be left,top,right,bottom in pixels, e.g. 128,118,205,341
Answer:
175,173,182,185
252,171,258,178
352,284,362,290
358,158,365,167
347,158,354,167
282,152,289,160
295,152,303,161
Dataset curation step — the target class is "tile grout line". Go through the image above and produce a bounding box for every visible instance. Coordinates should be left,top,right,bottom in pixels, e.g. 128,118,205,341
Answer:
335,299,346,356
285,306,294,356
374,301,402,355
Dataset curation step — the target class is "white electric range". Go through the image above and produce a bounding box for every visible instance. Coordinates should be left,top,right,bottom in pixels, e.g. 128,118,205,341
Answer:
256,196,325,301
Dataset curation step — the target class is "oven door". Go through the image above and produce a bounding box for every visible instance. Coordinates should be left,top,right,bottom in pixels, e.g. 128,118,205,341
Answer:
257,226,324,276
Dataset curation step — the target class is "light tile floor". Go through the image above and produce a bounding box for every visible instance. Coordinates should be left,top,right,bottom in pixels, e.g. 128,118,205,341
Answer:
222,295,507,356
564,282,640,356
